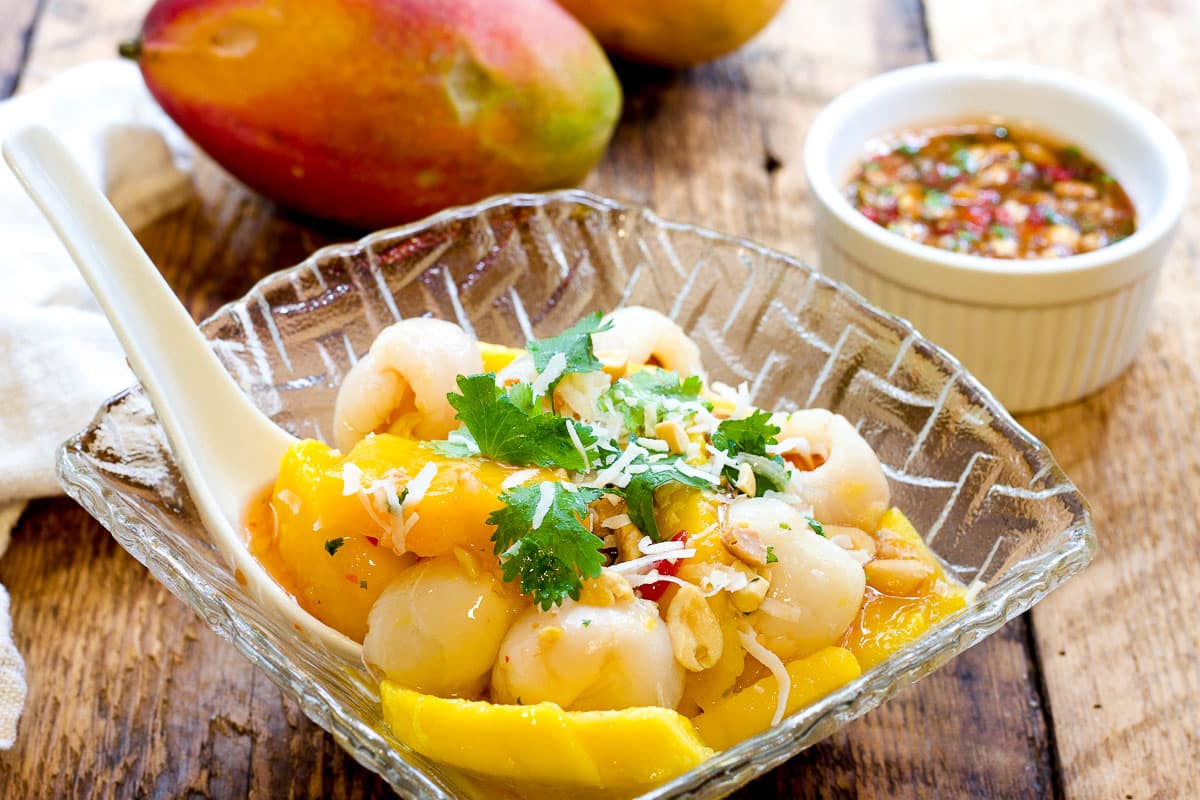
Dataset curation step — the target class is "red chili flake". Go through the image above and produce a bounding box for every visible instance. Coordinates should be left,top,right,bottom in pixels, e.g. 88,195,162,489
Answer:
365,536,379,547
1045,165,1074,182
636,532,688,602
345,573,359,584
964,207,992,233
860,205,881,223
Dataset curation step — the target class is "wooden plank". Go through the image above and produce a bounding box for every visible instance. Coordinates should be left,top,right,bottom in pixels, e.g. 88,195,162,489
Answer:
0,0,1058,796
925,2,1200,798
0,0,44,98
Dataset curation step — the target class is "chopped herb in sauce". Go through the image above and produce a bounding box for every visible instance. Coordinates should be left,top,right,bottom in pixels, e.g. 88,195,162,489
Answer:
846,123,1136,259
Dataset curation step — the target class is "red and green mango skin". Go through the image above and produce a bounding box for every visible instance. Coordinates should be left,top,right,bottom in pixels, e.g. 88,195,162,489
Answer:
134,0,621,227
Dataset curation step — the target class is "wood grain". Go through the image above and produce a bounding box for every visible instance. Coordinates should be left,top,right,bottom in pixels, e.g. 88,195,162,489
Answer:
8,0,1195,797
925,3,1200,797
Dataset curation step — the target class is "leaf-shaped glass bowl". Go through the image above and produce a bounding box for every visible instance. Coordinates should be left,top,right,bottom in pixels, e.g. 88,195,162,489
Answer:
58,190,1094,799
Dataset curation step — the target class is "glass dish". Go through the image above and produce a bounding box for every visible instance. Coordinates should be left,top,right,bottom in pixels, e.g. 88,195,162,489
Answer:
58,190,1095,799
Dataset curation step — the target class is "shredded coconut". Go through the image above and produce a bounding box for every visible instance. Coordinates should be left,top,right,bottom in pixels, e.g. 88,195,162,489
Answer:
602,514,633,529
624,570,692,590
704,443,738,475
502,468,541,490
565,418,591,471
496,353,536,386
531,481,555,530
767,436,811,457
341,463,364,496
638,438,669,452
699,564,751,597
672,460,721,485
275,488,302,515
404,463,438,508
738,625,791,726
609,548,696,575
531,351,568,398
588,442,647,489
638,536,689,556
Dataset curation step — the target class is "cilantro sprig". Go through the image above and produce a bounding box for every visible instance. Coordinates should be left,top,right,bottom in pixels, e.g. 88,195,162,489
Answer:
527,312,611,392
712,409,780,458
599,369,708,436
488,482,605,609
447,374,596,470
621,457,713,541
710,410,790,495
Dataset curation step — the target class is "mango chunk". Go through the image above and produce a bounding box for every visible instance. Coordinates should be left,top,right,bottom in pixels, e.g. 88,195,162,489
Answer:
265,435,549,639
844,589,966,669
690,646,861,750
380,682,714,790
840,507,968,669
479,342,525,375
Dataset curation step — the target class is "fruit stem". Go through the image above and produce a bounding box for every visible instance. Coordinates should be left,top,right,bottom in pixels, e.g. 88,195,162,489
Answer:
117,38,142,60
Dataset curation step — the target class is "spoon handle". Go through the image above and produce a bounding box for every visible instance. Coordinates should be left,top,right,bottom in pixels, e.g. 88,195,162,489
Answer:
2,125,293,515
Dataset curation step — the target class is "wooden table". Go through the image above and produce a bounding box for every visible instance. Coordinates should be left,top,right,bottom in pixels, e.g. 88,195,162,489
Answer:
1,1,1196,797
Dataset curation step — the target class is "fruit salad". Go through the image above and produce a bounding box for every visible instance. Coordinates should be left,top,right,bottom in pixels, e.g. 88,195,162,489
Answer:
245,307,967,795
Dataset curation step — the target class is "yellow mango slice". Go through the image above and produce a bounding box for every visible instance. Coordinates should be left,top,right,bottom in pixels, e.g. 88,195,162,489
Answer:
263,435,549,639
840,508,967,669
479,342,525,374
844,589,966,669
874,507,940,568
690,646,861,750
380,682,714,791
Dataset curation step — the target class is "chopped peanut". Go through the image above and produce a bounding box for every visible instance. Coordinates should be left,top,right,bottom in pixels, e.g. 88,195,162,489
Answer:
730,574,770,613
666,584,723,671
864,557,934,596
654,420,690,454
825,525,877,560
579,571,635,606
734,462,756,496
721,522,768,567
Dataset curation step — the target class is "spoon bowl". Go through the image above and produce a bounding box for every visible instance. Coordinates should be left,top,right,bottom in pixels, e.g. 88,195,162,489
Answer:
3,125,362,661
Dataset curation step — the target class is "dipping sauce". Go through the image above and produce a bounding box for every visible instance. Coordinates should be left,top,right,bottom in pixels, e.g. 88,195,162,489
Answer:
845,123,1136,259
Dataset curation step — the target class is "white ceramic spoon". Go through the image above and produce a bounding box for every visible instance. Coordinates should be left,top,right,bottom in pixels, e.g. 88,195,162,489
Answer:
4,125,362,661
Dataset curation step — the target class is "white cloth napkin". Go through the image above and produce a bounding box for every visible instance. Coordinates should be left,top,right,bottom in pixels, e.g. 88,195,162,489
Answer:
0,59,194,749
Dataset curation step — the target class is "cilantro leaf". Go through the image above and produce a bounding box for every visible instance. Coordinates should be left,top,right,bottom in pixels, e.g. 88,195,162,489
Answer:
712,409,781,459
737,453,790,496
711,410,786,490
527,312,611,391
324,538,345,556
621,457,713,541
447,374,595,470
807,518,826,537
488,482,605,609
599,369,708,436
766,545,778,564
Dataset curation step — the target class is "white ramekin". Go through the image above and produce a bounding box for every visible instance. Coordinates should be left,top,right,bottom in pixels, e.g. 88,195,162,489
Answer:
803,61,1189,412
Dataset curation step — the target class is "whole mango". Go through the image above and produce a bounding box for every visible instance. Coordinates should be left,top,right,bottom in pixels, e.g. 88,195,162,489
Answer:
125,0,622,227
556,0,785,68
